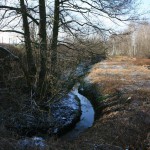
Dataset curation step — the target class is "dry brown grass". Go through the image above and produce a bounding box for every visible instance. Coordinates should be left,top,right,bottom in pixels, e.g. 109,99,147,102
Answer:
87,57,150,96
133,58,150,66
72,56,150,149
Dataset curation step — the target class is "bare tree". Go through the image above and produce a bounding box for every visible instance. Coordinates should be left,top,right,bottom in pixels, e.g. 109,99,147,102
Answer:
108,21,150,58
49,0,137,72
135,22,150,58
38,0,47,98
20,0,36,86
51,0,60,75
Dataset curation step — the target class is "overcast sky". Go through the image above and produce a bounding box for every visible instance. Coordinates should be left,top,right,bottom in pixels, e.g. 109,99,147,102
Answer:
0,0,150,44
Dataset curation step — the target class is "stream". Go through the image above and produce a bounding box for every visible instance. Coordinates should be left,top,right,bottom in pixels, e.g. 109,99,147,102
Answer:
62,83,95,139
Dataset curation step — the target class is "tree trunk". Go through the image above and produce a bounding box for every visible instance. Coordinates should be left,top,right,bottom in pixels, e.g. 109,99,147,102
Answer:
51,0,60,75
38,0,47,98
20,0,36,87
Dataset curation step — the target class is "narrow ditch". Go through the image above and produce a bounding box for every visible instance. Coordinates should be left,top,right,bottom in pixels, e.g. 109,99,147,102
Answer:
17,83,95,149
61,83,95,140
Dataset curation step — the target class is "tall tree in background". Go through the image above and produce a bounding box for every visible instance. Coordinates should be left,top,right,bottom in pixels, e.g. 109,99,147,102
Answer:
108,21,150,58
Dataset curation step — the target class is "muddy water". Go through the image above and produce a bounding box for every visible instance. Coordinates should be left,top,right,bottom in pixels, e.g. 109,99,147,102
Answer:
62,84,95,140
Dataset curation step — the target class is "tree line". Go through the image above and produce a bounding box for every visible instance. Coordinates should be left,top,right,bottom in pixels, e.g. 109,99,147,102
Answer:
109,21,150,58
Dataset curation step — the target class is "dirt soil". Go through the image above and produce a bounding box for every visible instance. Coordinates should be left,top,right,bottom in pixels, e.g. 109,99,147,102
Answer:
48,57,150,150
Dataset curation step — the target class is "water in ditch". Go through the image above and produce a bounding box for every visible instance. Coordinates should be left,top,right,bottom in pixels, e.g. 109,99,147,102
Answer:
18,84,95,149
62,84,95,140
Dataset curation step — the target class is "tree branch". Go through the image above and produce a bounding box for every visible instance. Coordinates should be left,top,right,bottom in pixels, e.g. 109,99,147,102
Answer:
0,5,39,25
0,29,24,35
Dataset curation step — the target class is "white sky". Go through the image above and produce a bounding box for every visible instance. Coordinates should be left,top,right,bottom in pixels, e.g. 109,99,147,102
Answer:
0,32,19,44
0,0,150,44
